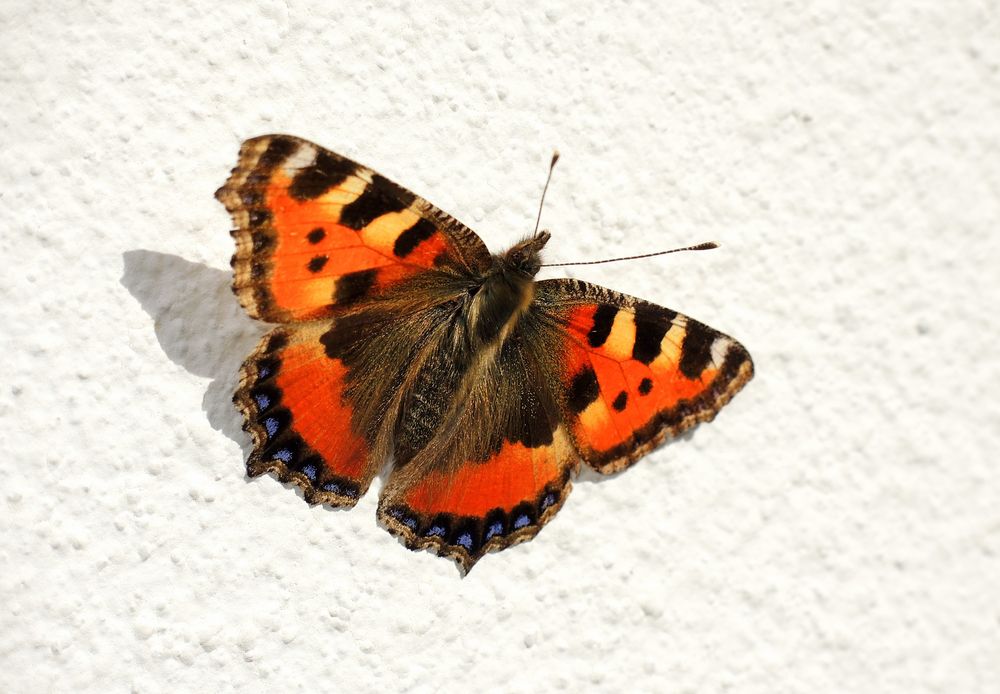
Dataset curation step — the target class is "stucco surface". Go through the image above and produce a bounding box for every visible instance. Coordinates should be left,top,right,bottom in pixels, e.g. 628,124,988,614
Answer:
3,2,999,692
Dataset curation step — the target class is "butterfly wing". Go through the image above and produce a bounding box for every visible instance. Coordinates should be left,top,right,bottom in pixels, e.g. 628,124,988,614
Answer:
235,323,378,505
377,310,580,572
234,290,476,506
535,278,754,473
216,134,492,322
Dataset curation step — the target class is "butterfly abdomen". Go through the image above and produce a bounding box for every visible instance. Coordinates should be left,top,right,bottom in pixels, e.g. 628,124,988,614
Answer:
394,329,471,466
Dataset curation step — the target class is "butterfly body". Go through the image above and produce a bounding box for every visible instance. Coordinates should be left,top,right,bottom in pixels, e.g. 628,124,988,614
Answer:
217,135,753,571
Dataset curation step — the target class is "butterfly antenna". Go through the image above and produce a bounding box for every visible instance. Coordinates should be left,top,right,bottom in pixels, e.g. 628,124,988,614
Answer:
541,241,718,267
533,150,560,236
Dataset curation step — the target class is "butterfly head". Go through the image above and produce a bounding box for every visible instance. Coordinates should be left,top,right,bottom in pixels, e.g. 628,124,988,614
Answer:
499,231,551,279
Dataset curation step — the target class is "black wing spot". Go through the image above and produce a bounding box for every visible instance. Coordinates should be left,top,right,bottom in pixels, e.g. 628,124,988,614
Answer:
587,305,618,347
568,366,600,413
257,138,296,171
632,306,676,365
334,269,377,304
612,390,628,411
307,227,326,244
638,377,654,395
265,332,289,353
320,312,373,361
393,218,437,258
679,321,716,379
288,151,355,201
339,174,414,231
320,326,348,360
307,255,328,273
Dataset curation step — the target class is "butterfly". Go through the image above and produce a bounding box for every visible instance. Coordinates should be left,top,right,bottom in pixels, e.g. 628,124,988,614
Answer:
216,134,754,572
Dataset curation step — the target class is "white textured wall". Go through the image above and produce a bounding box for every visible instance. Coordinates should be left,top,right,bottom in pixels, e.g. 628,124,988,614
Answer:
3,2,999,692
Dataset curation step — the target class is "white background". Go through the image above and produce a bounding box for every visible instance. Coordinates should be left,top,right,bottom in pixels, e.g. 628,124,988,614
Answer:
3,1,999,692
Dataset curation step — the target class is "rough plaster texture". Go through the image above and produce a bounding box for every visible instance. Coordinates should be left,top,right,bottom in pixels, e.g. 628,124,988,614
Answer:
3,1,999,692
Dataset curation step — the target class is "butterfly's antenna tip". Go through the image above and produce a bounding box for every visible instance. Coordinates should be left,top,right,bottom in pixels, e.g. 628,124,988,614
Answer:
534,151,560,235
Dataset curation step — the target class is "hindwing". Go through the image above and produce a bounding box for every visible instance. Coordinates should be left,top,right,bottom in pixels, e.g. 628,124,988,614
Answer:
235,323,379,505
378,311,579,572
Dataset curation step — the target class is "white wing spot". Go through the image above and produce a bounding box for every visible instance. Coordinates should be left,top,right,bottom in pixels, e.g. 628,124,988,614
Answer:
282,143,318,175
710,337,732,366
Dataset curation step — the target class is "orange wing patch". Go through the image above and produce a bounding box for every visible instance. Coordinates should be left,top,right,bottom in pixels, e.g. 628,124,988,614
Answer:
234,322,378,506
551,293,753,473
379,430,578,572
216,135,487,322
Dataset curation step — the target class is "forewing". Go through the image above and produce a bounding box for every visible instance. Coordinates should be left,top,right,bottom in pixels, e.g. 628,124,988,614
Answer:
216,134,492,322
535,278,753,473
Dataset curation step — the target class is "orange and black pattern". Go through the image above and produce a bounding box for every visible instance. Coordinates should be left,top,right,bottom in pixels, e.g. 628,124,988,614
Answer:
535,279,754,474
377,316,580,569
234,323,379,506
216,134,491,322
218,134,754,573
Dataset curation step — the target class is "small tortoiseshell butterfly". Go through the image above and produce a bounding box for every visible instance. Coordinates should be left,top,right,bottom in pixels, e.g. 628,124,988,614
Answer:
216,135,753,572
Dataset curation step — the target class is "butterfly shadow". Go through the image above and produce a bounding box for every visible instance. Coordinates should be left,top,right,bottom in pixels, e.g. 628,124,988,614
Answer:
121,249,263,448
121,250,322,506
